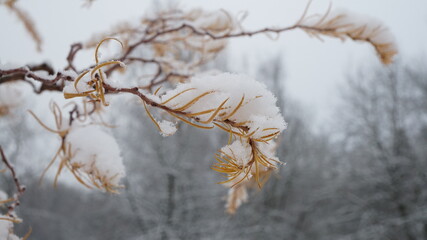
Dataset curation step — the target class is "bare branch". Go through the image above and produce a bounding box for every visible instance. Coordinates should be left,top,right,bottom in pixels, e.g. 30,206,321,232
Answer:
0,145,26,217
65,43,83,72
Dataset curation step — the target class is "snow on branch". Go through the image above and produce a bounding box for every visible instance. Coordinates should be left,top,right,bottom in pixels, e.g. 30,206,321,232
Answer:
132,72,285,213
29,101,125,193
155,73,286,184
0,2,399,214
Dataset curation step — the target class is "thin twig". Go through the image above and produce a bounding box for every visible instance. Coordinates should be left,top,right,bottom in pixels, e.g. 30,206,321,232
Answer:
65,43,83,72
0,145,26,217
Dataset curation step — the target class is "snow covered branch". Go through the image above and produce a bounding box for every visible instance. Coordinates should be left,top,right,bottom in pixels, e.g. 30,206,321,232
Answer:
0,3,398,214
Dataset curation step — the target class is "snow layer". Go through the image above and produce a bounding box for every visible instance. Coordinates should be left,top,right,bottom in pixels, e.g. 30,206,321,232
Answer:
221,140,252,166
63,70,94,95
0,83,23,109
65,124,125,187
161,72,287,139
158,120,177,136
0,217,19,240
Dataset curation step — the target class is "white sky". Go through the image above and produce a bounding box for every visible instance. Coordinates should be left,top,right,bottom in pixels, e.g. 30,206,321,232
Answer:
1,0,426,127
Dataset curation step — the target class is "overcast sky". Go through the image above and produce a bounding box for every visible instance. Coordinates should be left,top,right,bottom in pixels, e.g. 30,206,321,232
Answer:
1,0,426,127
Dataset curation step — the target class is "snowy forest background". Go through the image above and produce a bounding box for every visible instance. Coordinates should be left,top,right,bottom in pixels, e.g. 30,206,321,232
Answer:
1,1,427,240
1,53,427,239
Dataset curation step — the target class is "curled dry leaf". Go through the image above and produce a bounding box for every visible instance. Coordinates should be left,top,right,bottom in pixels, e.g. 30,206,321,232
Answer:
64,38,126,106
